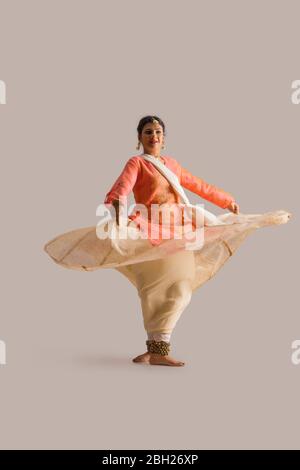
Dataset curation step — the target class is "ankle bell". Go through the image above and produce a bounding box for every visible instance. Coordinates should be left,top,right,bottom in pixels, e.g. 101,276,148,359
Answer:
146,340,170,356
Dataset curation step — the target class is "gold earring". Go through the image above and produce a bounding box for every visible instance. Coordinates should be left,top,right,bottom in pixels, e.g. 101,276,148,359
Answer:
136,141,141,150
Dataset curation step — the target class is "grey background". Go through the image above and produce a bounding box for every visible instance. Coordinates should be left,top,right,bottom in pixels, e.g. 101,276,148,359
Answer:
0,0,299,450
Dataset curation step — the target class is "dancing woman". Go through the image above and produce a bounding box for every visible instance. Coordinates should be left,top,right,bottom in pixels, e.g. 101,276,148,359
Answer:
44,115,291,367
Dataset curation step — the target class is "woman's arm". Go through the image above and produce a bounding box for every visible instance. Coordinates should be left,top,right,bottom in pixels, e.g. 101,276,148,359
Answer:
104,157,140,224
180,164,237,210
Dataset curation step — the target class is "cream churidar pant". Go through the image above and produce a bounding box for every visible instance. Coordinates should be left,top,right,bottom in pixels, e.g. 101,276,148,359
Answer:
126,249,196,342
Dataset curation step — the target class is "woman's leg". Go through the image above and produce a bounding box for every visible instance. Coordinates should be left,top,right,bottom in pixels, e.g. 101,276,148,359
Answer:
129,250,195,366
144,278,193,366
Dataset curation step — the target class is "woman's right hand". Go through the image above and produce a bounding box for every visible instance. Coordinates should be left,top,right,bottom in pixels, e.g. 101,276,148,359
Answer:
227,201,240,214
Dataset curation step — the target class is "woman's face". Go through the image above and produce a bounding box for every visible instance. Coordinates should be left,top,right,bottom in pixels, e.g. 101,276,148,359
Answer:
139,122,165,156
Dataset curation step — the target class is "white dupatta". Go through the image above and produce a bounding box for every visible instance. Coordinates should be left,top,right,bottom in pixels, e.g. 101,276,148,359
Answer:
141,153,223,226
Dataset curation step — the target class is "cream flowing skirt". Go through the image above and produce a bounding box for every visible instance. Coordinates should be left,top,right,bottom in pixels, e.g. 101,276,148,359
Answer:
44,210,291,336
44,210,291,292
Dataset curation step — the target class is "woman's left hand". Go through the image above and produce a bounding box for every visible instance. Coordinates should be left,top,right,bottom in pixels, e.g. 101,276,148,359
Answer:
227,201,240,214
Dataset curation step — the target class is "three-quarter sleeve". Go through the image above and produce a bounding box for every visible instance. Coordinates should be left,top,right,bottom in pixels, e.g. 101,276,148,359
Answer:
179,164,235,209
104,157,140,205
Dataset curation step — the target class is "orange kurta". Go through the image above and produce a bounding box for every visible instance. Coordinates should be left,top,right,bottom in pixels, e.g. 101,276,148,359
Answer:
104,155,235,246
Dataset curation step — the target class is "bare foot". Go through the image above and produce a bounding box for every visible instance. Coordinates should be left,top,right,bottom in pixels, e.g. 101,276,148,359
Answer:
132,351,151,363
149,353,185,367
